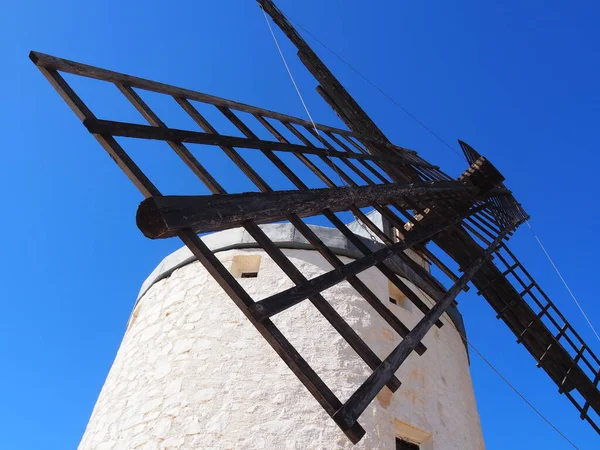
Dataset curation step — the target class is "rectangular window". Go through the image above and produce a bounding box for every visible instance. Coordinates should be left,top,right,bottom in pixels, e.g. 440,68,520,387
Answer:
230,254,262,279
389,280,409,309
396,437,419,450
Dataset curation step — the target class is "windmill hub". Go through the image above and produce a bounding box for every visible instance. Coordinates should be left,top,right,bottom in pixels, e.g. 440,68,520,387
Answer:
458,155,505,195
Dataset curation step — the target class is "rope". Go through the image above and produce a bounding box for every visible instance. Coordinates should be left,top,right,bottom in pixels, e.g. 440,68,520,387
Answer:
526,220,600,343
263,9,379,241
413,285,580,449
262,9,321,139
463,337,579,449
282,12,464,160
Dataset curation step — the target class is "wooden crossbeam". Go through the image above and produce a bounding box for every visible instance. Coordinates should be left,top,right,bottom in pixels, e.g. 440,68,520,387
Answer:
82,117,428,168
136,182,476,239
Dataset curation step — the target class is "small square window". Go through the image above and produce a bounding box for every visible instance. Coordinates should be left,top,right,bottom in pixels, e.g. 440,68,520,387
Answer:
389,280,409,310
396,437,419,450
230,254,262,279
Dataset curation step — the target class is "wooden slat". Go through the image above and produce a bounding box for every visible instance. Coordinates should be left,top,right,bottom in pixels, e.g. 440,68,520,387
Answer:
116,85,227,194
83,118,409,165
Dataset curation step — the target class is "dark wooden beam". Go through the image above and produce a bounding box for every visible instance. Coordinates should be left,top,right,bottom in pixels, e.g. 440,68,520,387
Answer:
258,0,388,142
136,181,477,239
82,118,424,167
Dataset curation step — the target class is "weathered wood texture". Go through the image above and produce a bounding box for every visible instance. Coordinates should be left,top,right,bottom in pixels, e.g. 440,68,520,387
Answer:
136,181,477,238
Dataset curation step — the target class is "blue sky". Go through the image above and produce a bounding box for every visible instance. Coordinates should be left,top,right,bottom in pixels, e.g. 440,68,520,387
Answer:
2,0,600,448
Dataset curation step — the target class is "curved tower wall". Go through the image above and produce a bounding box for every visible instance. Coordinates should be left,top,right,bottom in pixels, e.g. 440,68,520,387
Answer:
79,227,484,450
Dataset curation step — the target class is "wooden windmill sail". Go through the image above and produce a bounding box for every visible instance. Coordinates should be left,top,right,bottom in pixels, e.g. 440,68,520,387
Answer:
30,0,599,443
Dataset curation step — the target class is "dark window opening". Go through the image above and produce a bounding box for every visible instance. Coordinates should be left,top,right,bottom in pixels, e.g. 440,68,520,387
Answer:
241,272,258,278
388,280,409,309
396,437,419,450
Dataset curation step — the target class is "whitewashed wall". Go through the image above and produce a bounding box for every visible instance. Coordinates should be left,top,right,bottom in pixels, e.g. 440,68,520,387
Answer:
79,247,484,450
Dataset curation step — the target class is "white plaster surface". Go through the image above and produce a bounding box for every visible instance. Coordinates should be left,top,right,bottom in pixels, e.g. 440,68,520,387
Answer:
79,248,484,450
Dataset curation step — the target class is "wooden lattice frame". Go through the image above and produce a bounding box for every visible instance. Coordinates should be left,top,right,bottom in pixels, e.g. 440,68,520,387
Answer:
30,50,528,441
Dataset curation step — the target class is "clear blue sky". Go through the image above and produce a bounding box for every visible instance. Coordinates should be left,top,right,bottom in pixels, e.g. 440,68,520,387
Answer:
2,0,599,448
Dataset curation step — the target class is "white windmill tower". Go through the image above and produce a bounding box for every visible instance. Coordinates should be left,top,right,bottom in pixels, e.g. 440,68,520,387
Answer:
78,213,484,450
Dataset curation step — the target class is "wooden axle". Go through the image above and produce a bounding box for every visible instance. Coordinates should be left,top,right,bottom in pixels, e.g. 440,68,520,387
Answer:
136,181,477,239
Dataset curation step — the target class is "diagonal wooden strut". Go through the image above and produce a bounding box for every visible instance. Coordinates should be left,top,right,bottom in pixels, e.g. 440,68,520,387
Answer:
83,118,424,166
332,223,522,431
250,206,483,321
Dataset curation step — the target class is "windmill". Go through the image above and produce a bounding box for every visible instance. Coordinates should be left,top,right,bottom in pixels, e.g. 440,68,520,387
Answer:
31,0,599,446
